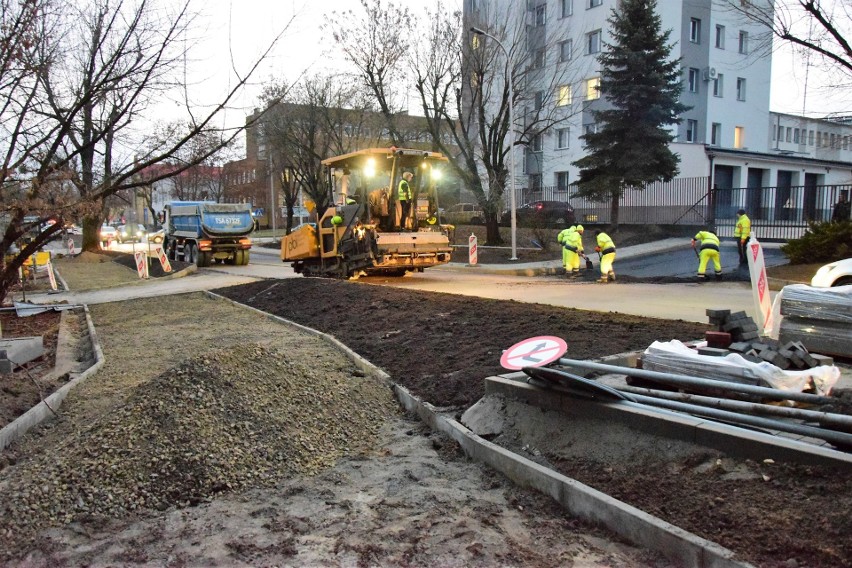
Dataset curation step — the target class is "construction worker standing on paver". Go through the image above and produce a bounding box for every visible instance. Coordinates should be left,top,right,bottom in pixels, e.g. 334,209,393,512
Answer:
563,224,585,277
398,171,414,230
692,230,722,281
735,208,751,264
556,224,576,272
594,230,616,283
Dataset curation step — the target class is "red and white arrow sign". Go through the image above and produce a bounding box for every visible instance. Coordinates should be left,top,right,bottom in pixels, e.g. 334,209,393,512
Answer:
500,336,568,371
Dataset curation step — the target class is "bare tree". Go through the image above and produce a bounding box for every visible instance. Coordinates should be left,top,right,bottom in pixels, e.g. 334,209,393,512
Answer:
717,0,851,77
259,75,376,232
334,1,586,245
0,0,289,303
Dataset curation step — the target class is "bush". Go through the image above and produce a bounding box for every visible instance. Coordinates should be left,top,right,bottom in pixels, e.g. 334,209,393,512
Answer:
780,221,852,264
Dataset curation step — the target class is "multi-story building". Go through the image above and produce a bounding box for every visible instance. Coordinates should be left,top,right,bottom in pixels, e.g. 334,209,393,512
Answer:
465,0,852,233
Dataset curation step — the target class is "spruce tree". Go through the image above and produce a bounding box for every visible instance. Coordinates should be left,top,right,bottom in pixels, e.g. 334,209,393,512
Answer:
572,0,689,226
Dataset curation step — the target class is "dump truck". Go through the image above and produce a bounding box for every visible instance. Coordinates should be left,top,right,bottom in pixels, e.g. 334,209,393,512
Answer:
163,201,254,267
281,147,454,278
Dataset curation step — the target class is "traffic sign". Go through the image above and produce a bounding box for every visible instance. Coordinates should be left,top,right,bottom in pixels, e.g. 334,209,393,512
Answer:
134,251,149,279
500,336,568,371
154,246,172,273
468,233,478,266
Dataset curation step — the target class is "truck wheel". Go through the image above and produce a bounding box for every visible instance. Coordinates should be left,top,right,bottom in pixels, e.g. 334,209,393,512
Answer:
197,251,212,267
232,250,244,266
185,243,197,264
240,250,250,266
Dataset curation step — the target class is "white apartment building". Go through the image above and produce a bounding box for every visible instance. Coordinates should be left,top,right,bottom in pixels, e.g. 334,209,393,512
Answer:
464,0,852,202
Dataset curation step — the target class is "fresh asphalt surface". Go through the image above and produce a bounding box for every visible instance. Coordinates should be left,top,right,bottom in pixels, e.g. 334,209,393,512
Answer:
614,242,787,278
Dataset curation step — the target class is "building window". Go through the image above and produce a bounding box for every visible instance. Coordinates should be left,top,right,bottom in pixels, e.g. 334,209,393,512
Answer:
532,48,545,68
785,127,791,142
583,123,597,136
559,39,573,61
686,119,698,142
588,0,602,7
830,133,836,148
560,0,573,18
844,136,849,151
556,127,570,149
809,130,815,145
556,171,570,192
585,77,600,100
690,18,701,43
688,68,700,93
734,126,745,149
534,90,544,110
531,133,543,152
713,74,724,97
715,24,725,48
736,77,746,101
557,85,572,106
793,128,800,143
738,31,748,54
776,124,783,141
534,4,546,26
586,30,601,54
711,122,721,146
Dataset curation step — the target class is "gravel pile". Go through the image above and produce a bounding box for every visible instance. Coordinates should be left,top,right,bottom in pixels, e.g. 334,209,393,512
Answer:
0,342,399,558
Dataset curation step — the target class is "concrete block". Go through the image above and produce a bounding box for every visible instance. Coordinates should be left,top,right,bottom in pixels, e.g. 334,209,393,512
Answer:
738,321,759,333
738,330,760,341
705,331,732,348
802,353,820,368
0,337,45,373
706,308,731,319
729,342,751,353
810,354,834,367
726,311,749,322
722,320,744,333
697,347,729,357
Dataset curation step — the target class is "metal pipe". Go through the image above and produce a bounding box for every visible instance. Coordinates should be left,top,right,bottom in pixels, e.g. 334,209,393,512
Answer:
619,386,852,433
621,391,852,449
557,358,836,405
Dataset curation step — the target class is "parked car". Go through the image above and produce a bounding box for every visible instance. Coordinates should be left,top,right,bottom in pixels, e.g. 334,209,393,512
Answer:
443,203,484,225
501,200,575,227
99,225,118,247
810,258,852,287
117,223,146,244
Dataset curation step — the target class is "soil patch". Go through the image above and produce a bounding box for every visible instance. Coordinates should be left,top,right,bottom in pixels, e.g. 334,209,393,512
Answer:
0,310,63,426
214,278,852,567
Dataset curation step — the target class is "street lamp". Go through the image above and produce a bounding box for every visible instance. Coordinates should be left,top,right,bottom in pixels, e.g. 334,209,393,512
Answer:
469,25,518,261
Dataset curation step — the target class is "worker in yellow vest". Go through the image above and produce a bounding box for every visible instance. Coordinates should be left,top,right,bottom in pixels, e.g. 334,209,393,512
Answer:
563,224,585,277
556,225,576,272
594,230,616,283
692,230,722,281
735,208,751,264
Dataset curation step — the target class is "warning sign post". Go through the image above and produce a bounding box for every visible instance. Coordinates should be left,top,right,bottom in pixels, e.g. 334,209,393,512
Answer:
134,251,149,279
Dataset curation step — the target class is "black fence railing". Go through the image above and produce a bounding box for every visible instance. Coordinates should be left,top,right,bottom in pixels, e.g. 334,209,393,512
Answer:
463,180,851,242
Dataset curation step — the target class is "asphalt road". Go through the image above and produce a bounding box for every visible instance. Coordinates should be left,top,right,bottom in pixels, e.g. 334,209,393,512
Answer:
30,239,775,325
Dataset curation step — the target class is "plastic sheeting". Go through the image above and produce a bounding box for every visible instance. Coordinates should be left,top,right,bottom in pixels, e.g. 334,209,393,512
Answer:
767,284,852,358
642,340,839,396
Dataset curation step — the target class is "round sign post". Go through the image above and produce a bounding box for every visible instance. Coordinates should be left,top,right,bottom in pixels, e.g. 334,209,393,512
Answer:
468,233,478,266
500,336,568,371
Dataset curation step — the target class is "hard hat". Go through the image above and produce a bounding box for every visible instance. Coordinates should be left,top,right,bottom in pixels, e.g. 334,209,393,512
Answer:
331,215,343,225
576,224,584,232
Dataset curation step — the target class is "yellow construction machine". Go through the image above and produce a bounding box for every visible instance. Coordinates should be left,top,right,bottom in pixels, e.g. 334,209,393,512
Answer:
281,147,454,278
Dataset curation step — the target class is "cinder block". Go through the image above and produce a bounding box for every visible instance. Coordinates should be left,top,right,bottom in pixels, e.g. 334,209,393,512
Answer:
726,311,749,322
802,353,820,367
697,346,730,357
723,320,744,332
810,353,834,367
706,308,731,318
739,330,760,340
729,342,752,353
738,321,759,333
0,337,45,373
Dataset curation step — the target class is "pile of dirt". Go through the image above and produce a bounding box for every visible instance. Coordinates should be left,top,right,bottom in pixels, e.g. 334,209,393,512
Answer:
0,342,398,560
71,251,111,263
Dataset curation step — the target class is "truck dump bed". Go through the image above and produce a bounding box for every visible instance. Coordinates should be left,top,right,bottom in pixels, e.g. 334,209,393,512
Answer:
170,203,254,237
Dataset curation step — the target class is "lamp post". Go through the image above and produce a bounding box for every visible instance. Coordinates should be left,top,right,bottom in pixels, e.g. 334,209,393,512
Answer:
268,152,277,236
469,25,517,261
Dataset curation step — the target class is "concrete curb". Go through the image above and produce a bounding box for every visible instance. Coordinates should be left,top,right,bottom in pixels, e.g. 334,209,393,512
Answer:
0,305,104,450
206,291,752,568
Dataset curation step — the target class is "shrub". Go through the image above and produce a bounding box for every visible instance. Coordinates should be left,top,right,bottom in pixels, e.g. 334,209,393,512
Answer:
781,221,852,264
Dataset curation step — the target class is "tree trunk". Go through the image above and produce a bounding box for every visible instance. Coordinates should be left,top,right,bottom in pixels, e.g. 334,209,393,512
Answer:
82,215,103,252
484,215,503,246
610,192,621,229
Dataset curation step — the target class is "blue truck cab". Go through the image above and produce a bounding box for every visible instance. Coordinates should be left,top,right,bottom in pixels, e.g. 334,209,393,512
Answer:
163,201,254,266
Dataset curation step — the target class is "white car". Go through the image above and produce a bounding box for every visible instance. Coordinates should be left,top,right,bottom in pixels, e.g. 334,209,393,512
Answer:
810,258,852,287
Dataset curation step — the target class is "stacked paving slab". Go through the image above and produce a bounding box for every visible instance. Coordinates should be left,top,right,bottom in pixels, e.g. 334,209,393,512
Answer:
776,285,851,359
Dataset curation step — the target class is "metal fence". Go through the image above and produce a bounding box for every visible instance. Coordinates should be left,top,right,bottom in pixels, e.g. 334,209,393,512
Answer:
491,180,851,242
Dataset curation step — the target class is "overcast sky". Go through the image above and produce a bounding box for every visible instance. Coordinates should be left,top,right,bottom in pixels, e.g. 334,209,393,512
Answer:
153,0,848,136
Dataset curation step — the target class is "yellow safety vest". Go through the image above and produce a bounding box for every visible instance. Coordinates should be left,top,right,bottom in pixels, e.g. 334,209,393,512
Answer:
735,214,751,241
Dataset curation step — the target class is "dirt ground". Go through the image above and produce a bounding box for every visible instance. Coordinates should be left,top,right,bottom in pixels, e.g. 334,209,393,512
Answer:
215,278,852,568
1,249,847,567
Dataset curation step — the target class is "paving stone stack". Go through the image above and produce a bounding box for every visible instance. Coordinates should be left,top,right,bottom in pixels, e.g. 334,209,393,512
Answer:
776,285,852,358
702,308,833,370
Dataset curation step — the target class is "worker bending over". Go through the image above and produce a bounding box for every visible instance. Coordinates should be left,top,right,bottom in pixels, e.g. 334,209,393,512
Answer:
556,225,576,272
594,230,616,283
562,224,585,277
692,230,722,281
